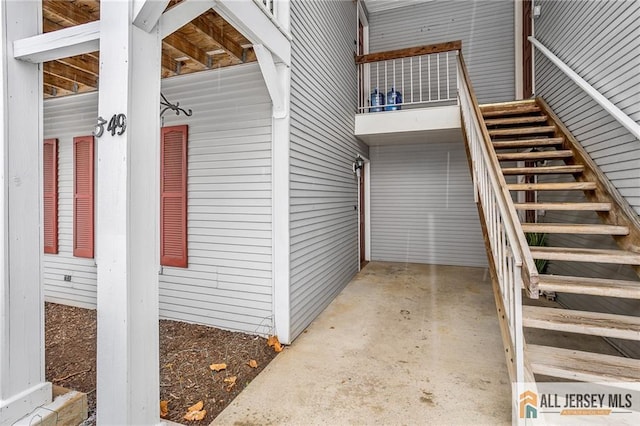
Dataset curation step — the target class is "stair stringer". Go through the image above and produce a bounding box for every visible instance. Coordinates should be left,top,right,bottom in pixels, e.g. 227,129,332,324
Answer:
536,97,640,278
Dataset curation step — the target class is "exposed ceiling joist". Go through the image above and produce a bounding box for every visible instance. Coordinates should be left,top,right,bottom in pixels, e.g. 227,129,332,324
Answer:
40,0,256,98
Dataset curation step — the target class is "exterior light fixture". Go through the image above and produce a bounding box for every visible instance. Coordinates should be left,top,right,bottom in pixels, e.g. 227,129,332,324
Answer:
353,155,365,176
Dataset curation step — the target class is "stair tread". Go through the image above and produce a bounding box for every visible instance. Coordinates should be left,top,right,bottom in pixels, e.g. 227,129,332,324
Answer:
496,150,573,161
538,274,640,299
514,202,611,211
530,246,640,265
527,344,640,382
522,223,629,235
507,182,596,191
481,105,541,118
489,126,556,136
523,306,640,340
502,165,584,175
485,116,548,126
493,137,564,149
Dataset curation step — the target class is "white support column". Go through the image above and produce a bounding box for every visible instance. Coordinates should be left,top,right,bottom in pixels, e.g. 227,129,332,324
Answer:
271,0,291,344
95,1,161,424
0,1,52,425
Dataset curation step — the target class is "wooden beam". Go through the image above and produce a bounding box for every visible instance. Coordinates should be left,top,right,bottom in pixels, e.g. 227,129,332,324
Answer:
0,1,52,423
213,0,291,66
160,0,214,39
161,54,180,74
44,0,97,25
44,61,98,88
44,72,81,93
58,54,99,76
164,32,209,67
96,1,161,423
191,14,243,61
133,0,171,32
254,44,284,117
355,40,462,64
13,21,100,63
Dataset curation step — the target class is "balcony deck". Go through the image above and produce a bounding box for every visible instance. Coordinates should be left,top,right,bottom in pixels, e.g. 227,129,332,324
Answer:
354,103,461,145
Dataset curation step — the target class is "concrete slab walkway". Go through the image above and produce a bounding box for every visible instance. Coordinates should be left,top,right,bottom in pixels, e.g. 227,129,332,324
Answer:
213,262,511,425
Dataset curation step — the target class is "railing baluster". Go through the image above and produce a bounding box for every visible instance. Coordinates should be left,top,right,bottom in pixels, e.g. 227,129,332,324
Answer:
427,55,431,101
418,56,422,103
446,52,450,100
409,56,413,103
356,41,464,111
437,53,441,100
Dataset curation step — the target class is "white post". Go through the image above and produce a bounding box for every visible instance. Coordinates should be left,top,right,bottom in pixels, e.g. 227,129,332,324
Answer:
272,0,291,344
0,1,52,425
95,1,161,424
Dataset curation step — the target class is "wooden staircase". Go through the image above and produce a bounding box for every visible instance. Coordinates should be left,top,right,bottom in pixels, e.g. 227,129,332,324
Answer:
480,98,640,383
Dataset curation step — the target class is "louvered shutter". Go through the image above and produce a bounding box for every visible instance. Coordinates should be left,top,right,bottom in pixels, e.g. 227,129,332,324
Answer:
161,125,188,267
73,136,94,258
43,138,58,254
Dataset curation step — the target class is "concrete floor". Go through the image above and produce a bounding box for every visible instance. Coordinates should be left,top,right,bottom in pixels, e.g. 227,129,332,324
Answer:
213,262,512,425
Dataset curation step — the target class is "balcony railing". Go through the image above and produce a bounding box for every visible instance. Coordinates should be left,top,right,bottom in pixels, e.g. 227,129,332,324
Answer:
257,0,274,15
355,41,461,113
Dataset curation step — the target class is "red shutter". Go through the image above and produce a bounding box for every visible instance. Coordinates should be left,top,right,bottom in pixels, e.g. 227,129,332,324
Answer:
73,136,94,258
43,138,58,254
161,125,188,267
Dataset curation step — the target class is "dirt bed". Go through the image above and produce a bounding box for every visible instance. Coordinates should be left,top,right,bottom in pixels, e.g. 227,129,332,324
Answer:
45,302,278,425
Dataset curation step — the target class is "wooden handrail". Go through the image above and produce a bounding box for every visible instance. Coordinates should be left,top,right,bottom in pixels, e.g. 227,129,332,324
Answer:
355,40,462,65
457,52,539,295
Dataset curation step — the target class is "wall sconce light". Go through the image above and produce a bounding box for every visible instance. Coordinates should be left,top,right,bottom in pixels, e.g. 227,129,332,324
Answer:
353,155,365,176
533,5,541,18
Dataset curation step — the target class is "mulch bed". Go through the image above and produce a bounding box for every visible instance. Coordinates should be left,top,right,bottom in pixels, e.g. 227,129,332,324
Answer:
45,302,278,425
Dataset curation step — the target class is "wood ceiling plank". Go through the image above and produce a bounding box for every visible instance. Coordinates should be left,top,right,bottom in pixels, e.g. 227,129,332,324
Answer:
44,61,98,88
164,33,209,68
191,14,243,61
44,72,81,93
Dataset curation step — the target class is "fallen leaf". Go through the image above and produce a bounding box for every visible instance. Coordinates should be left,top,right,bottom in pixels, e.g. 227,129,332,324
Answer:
247,359,258,368
160,400,169,418
187,401,203,412
267,335,279,347
273,341,283,353
183,409,206,421
224,375,237,391
209,363,227,372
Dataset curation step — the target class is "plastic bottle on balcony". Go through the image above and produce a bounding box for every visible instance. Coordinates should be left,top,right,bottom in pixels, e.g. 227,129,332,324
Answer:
385,88,402,111
370,88,384,113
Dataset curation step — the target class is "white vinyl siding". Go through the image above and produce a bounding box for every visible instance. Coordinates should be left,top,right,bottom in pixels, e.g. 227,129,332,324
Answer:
370,140,486,267
289,0,369,339
534,0,640,358
43,63,273,335
368,0,515,103
534,0,640,213
43,93,98,308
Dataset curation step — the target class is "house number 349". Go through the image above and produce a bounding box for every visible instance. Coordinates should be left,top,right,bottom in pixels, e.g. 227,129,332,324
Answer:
93,114,127,137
